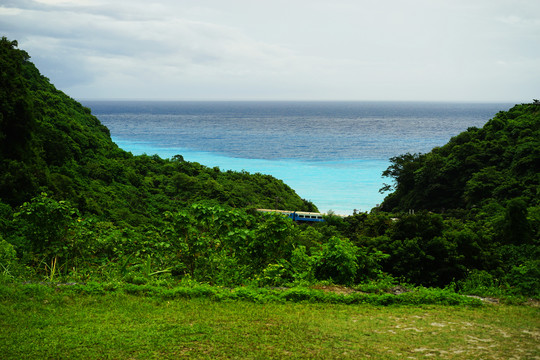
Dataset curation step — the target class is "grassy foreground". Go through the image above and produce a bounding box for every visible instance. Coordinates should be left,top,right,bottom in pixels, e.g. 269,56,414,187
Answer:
1,286,538,359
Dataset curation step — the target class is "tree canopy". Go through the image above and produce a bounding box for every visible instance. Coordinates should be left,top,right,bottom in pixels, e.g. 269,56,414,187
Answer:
0,37,537,296
0,36,316,227
380,102,539,212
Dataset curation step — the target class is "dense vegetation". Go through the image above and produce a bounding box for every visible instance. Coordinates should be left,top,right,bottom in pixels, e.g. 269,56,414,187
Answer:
380,103,539,213
0,38,315,217
0,37,538,300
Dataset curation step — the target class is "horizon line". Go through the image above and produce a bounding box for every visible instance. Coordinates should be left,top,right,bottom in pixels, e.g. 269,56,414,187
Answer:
77,98,521,104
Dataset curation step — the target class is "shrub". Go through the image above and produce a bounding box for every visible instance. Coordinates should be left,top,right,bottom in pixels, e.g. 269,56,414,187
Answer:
504,260,540,297
289,245,315,283
260,262,289,286
457,269,500,297
313,236,358,285
13,193,78,258
0,236,18,280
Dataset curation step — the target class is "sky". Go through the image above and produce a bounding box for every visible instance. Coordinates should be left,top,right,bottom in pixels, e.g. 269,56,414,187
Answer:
1,0,539,102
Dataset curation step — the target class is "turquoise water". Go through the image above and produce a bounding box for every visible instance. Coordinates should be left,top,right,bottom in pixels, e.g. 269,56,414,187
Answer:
85,101,510,215
113,138,389,214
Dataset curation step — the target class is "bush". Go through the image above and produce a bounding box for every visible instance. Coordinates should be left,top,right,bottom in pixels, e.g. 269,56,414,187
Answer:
457,270,500,297
0,236,16,264
355,248,389,282
504,260,540,297
313,236,358,285
289,245,316,283
0,236,19,280
13,193,78,257
353,274,399,294
260,262,289,286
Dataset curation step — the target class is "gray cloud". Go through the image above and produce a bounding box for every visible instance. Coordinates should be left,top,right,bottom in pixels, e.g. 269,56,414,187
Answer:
1,0,538,101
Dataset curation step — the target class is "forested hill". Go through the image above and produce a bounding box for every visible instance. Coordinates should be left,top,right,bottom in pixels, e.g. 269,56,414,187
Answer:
0,37,316,226
380,102,539,212
1,37,538,295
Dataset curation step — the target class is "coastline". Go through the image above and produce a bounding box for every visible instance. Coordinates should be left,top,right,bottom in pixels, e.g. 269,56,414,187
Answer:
113,138,389,215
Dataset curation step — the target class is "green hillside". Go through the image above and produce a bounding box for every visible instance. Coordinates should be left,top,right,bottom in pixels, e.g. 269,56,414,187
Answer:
380,102,539,212
0,37,537,297
0,37,315,228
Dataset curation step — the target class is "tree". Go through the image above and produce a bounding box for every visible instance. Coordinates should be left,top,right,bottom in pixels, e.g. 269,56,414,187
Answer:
381,104,540,212
501,198,532,245
0,37,35,160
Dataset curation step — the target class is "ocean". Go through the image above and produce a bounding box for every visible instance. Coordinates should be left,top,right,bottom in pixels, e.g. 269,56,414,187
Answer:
82,101,512,215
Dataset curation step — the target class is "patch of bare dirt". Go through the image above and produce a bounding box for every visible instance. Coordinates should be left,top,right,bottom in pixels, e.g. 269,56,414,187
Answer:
311,285,359,295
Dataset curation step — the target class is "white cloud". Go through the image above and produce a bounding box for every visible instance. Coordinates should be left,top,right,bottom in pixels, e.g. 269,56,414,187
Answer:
1,0,539,101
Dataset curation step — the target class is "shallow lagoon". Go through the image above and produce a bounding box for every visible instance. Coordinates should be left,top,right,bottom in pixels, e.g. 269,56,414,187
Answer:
114,138,388,215
86,101,511,215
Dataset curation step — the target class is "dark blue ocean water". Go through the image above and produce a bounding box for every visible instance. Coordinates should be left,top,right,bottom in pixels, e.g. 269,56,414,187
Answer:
82,101,511,214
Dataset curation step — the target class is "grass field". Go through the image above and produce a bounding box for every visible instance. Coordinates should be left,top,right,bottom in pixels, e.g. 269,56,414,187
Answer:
1,287,538,359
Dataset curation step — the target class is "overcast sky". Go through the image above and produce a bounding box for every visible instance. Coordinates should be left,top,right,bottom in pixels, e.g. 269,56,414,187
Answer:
1,0,539,101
